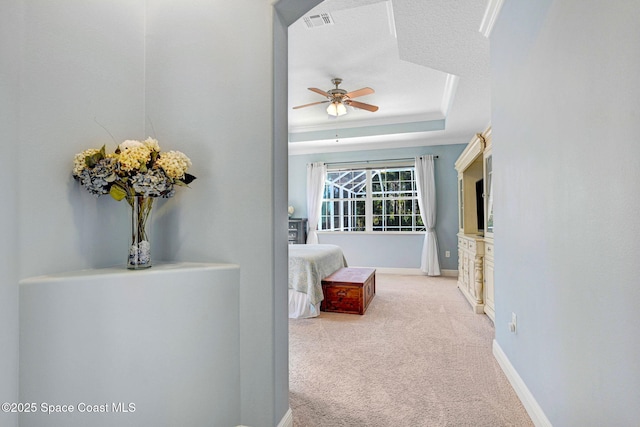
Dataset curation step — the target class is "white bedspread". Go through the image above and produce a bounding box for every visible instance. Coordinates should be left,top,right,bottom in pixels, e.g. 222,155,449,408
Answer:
288,244,347,319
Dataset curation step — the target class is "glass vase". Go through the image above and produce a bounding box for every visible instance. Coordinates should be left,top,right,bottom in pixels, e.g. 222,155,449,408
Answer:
127,195,154,269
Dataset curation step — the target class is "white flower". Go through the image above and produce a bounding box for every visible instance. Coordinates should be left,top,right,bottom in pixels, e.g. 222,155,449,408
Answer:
143,137,161,152
119,139,144,150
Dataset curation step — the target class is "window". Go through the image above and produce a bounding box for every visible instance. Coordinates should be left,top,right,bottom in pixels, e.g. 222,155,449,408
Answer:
320,165,425,232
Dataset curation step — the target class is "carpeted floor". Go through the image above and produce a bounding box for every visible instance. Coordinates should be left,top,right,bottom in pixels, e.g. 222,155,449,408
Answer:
289,274,533,427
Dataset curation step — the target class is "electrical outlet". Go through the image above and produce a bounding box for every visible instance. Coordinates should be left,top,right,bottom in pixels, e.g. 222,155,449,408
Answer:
508,312,517,334
445,251,450,258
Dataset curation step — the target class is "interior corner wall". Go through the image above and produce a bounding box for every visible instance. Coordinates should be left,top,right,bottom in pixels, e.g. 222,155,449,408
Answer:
491,1,640,424
0,1,21,425
3,1,310,425
3,1,324,425
3,1,145,426
288,143,466,271
18,0,146,280
144,1,304,424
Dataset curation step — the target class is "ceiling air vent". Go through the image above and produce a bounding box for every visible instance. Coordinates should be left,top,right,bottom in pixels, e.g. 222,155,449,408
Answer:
303,12,334,29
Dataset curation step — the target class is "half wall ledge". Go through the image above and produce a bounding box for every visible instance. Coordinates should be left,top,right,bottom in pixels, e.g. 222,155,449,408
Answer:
19,262,240,427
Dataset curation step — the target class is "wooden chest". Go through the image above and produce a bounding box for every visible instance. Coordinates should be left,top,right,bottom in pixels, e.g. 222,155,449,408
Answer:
320,267,376,315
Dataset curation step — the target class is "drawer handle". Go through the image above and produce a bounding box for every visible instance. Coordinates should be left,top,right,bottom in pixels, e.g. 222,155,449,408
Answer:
336,290,347,297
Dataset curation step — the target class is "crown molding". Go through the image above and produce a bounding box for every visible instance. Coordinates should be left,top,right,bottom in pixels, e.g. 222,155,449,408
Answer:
479,0,505,38
289,119,445,143
288,131,470,156
441,74,459,117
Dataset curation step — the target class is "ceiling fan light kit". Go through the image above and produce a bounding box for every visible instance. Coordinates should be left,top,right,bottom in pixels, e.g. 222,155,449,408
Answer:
327,101,347,117
293,78,378,117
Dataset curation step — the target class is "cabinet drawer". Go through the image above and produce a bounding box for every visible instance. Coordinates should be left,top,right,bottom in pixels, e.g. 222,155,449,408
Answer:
485,243,494,259
324,286,361,300
467,240,476,251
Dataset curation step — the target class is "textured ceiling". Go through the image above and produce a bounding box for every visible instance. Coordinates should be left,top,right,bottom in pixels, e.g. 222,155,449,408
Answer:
288,0,491,154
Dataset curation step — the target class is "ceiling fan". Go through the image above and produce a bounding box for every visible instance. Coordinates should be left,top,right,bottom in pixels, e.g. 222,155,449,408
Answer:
293,78,379,117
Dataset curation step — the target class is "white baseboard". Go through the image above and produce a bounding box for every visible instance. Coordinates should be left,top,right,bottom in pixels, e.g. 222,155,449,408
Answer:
372,267,423,275
235,407,292,427
277,408,293,427
357,267,458,277
492,340,552,427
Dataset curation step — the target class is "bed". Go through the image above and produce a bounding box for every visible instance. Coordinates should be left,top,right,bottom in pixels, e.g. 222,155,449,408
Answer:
288,244,347,319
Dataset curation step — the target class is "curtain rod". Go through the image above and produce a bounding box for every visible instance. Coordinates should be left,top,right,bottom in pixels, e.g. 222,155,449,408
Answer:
326,156,438,167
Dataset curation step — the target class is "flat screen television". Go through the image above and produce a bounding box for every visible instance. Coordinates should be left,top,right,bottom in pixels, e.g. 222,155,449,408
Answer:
475,179,484,232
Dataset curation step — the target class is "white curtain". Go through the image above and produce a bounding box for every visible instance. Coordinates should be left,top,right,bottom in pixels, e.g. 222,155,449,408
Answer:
306,162,327,244
415,155,441,276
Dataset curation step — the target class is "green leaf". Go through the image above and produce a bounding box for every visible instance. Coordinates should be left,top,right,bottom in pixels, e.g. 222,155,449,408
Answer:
85,149,104,168
85,155,96,168
109,184,128,201
139,163,147,173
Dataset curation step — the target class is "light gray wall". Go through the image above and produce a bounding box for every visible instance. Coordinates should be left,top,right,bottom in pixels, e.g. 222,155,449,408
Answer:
492,1,640,425
2,2,145,427
145,1,321,425
273,6,291,424
143,1,276,424
272,0,323,419
0,1,21,425
289,144,466,271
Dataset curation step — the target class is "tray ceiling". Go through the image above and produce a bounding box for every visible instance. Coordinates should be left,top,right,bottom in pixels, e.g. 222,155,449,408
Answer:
288,0,492,154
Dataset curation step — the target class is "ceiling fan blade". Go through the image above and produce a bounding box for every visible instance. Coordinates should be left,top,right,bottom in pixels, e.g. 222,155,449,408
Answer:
345,87,374,99
346,100,379,112
292,100,329,109
308,87,330,97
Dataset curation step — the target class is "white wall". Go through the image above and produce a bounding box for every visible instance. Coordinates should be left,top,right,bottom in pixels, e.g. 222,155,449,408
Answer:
492,1,640,424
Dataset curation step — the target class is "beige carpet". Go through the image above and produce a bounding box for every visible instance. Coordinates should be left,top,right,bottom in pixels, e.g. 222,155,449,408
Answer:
289,274,533,427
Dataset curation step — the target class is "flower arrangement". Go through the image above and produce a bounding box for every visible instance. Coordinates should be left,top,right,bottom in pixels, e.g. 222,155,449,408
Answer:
72,137,195,200
72,137,195,269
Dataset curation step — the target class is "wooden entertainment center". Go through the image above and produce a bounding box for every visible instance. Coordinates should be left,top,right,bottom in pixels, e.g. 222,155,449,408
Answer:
455,127,494,322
